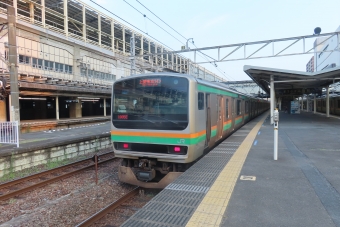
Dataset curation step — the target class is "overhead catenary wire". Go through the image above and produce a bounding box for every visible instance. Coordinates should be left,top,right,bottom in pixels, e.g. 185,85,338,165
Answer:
132,0,234,81
123,0,184,45
90,0,225,80
89,0,174,51
135,0,187,41
122,0,231,81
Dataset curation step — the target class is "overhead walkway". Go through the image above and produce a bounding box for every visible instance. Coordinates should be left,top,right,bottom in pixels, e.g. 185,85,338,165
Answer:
121,111,340,227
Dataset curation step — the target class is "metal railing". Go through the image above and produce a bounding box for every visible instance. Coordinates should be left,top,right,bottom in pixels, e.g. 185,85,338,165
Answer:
0,121,19,148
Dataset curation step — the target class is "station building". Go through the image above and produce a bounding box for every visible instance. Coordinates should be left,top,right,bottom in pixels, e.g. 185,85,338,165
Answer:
0,0,224,130
304,26,340,111
313,25,340,72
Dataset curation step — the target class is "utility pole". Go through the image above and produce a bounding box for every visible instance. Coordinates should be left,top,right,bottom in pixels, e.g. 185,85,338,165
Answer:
8,6,20,123
130,35,136,75
187,60,191,75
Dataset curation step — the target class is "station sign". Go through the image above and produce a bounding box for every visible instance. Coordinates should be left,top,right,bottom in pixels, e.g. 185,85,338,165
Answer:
138,78,161,87
278,88,319,96
117,114,128,120
65,100,79,103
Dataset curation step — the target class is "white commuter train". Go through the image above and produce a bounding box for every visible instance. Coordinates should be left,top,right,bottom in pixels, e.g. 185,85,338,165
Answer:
111,73,269,188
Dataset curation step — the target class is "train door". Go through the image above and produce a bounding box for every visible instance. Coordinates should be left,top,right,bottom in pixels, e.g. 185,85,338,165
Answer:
216,95,224,140
231,98,235,131
242,100,245,124
251,101,254,118
205,94,211,147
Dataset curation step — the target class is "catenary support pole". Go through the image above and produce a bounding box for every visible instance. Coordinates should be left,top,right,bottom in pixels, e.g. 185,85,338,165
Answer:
83,4,86,41
326,87,330,117
56,96,59,120
8,6,20,124
306,96,309,112
103,98,106,117
64,0,68,37
41,0,45,27
314,94,316,114
270,75,274,124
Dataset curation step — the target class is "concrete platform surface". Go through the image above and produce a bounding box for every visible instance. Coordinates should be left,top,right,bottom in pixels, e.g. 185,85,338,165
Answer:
222,111,340,227
122,111,340,227
0,121,110,155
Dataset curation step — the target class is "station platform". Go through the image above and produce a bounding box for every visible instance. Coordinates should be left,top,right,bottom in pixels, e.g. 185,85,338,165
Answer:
122,111,340,227
20,116,110,133
0,121,110,155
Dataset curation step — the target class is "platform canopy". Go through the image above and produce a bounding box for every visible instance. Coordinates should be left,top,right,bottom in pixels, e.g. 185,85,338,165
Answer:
244,65,340,96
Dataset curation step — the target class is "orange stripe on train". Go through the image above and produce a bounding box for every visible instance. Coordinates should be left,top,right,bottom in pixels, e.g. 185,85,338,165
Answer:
111,129,206,138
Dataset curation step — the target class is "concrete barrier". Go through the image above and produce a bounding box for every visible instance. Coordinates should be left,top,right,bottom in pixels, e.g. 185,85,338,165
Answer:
0,135,111,178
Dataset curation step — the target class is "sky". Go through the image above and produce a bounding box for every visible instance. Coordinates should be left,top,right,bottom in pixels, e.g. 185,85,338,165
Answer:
83,0,340,81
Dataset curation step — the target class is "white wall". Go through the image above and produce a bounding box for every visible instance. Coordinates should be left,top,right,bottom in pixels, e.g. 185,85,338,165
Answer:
314,26,340,72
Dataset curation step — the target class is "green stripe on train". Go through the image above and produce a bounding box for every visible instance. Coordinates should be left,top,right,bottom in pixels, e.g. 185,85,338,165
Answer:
197,84,248,99
111,134,206,145
197,84,239,98
235,117,243,125
211,128,217,137
223,122,232,131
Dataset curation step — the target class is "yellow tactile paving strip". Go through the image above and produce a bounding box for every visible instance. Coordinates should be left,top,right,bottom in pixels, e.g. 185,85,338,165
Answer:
186,113,268,227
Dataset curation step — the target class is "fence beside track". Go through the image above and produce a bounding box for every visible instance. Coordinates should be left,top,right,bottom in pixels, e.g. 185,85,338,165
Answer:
0,121,19,148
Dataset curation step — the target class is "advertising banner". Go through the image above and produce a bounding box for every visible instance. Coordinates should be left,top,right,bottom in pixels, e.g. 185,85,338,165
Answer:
290,101,300,114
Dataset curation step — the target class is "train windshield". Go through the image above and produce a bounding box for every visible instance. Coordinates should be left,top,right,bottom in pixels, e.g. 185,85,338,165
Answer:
112,76,189,130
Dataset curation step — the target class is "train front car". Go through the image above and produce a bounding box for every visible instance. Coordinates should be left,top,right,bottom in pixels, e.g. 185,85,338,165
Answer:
111,73,195,188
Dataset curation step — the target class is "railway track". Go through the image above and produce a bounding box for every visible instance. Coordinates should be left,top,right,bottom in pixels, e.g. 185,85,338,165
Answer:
0,152,115,201
75,187,140,227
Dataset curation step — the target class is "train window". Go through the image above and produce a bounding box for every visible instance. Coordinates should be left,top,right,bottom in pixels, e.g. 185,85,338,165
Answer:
338,100,340,108
198,92,204,110
113,76,189,130
237,100,241,115
225,98,229,118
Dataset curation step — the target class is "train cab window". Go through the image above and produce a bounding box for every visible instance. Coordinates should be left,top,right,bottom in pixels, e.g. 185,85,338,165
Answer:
237,100,241,115
198,92,204,110
113,76,189,130
225,98,229,118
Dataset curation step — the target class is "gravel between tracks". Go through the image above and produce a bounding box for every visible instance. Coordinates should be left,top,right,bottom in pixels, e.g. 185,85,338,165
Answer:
93,189,160,227
0,154,137,226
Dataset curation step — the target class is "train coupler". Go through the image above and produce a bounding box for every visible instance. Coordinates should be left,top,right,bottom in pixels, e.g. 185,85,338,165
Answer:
136,169,156,181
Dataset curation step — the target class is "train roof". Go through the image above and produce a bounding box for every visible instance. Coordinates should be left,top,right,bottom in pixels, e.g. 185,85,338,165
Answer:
114,72,264,100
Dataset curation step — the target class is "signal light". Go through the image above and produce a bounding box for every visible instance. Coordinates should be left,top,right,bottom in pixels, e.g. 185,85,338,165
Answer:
123,143,129,149
174,146,181,152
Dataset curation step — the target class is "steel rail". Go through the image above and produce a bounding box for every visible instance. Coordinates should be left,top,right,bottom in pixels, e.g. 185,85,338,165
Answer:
0,151,112,190
75,187,140,227
0,155,115,201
